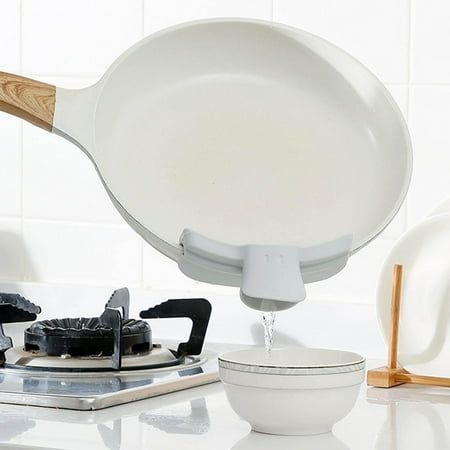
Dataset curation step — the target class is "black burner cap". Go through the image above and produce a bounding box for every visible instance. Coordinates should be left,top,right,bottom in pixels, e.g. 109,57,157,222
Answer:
24,318,151,357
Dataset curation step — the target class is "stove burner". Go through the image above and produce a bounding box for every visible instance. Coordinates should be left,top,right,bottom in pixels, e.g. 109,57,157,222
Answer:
24,318,151,357
0,287,212,372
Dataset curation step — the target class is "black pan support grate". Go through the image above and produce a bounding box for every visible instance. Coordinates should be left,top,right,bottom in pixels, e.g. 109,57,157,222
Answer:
0,294,41,366
0,288,212,371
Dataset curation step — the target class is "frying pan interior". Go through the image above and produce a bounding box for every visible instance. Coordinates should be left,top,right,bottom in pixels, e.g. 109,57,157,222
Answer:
92,20,411,258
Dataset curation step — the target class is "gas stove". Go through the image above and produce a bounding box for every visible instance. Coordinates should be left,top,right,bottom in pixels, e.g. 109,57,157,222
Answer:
0,289,219,411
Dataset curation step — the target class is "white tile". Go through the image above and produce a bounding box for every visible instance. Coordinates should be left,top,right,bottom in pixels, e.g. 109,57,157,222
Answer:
0,218,23,280
379,205,406,240
274,0,410,83
23,220,142,285
143,244,201,291
143,243,237,295
412,0,450,83
385,84,409,120
0,1,20,72
144,0,272,33
31,76,96,90
22,0,143,76
407,86,450,226
379,84,409,239
209,295,384,356
22,81,124,224
307,238,397,304
0,115,21,217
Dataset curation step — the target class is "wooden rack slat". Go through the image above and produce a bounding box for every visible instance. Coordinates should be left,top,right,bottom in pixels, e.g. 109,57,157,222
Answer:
367,264,450,389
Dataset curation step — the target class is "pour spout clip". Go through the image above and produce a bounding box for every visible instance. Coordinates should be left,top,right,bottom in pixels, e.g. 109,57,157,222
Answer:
178,229,352,312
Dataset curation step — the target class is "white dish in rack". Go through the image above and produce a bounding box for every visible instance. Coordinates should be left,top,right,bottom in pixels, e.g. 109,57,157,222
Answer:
377,213,450,377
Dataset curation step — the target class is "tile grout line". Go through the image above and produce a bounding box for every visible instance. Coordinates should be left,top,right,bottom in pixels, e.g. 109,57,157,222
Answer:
0,215,23,221
140,239,145,288
406,0,414,121
404,0,415,233
20,217,133,229
140,0,145,287
18,0,23,73
23,73,102,80
18,0,26,281
141,0,146,37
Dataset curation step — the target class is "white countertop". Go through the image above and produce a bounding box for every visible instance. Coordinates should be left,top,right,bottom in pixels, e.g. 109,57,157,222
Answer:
0,360,449,450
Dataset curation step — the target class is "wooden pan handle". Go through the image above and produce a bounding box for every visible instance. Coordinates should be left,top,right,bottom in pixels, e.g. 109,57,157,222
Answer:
0,72,55,131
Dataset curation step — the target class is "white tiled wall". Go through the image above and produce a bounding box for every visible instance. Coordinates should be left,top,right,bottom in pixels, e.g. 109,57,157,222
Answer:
0,1,447,306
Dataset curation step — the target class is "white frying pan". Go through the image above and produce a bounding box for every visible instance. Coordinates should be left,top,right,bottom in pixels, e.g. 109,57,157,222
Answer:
0,19,412,310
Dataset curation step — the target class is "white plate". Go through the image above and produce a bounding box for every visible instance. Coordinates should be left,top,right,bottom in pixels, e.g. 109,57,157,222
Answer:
376,214,450,377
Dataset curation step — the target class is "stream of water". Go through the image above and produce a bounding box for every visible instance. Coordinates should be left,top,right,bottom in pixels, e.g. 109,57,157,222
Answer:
262,312,276,355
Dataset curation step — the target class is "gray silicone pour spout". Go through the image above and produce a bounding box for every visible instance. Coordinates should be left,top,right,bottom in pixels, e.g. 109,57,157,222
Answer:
178,230,353,311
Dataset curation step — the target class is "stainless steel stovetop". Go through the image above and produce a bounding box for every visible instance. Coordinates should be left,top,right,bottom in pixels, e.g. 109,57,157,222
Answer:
0,347,219,410
0,289,219,411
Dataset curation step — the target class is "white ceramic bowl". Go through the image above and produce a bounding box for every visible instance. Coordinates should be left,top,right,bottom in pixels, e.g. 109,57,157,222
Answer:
219,347,365,436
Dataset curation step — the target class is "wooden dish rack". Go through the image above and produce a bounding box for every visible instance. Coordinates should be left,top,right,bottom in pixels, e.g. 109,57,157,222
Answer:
367,264,450,389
